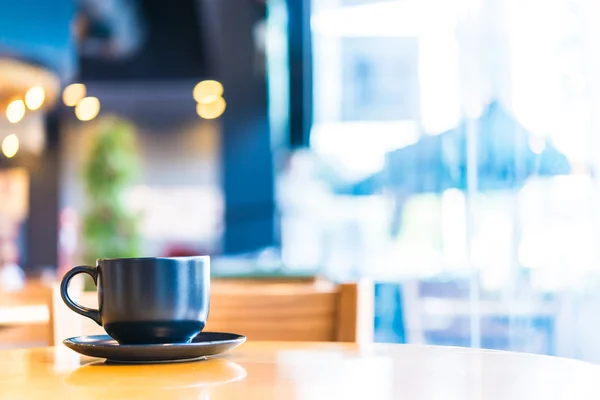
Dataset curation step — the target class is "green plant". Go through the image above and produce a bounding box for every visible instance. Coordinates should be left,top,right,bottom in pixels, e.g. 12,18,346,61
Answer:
81,116,141,277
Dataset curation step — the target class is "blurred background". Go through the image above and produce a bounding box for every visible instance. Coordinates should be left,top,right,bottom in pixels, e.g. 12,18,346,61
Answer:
2,0,600,361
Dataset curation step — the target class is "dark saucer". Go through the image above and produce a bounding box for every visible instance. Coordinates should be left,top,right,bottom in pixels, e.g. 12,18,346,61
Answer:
63,332,246,364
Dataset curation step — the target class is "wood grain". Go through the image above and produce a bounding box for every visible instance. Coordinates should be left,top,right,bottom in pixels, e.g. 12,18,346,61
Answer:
0,281,52,347
2,341,599,399
336,280,374,343
206,280,372,342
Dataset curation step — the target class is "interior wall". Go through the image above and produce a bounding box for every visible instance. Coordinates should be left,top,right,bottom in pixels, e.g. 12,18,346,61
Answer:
0,114,58,274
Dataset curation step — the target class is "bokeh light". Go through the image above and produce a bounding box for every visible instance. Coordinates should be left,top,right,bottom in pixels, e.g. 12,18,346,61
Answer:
529,136,546,155
25,87,45,110
198,94,219,104
196,97,226,119
2,134,19,158
75,97,100,122
6,100,25,123
193,80,224,103
63,83,86,107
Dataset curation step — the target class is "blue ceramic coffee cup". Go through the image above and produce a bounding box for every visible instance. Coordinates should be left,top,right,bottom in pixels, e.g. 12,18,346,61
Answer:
60,256,210,345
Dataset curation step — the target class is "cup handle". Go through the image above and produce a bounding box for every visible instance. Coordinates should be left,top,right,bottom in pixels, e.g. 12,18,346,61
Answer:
60,266,102,326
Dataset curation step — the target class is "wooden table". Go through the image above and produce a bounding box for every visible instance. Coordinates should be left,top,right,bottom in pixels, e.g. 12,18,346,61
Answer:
1,341,600,399
0,281,54,347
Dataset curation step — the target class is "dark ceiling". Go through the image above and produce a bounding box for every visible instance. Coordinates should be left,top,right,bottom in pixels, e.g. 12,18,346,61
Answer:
79,0,206,81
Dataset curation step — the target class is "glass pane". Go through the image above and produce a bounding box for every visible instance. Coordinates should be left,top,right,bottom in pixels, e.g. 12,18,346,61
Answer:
306,0,600,360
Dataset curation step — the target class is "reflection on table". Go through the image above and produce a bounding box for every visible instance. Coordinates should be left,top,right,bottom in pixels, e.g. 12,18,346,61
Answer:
1,341,600,399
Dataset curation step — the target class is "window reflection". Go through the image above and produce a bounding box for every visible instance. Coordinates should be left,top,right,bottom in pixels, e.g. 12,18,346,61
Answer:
304,0,600,359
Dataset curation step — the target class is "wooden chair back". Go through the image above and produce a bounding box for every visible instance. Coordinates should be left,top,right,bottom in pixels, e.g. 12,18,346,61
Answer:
206,280,373,342
0,281,53,348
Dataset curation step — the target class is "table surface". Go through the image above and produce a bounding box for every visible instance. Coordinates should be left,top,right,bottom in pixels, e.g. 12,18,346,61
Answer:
1,341,600,400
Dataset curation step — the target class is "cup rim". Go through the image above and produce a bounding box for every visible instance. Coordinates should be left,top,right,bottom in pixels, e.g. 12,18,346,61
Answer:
97,256,210,262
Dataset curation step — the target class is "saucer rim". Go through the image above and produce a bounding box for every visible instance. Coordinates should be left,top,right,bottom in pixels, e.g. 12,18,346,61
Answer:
63,332,246,348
